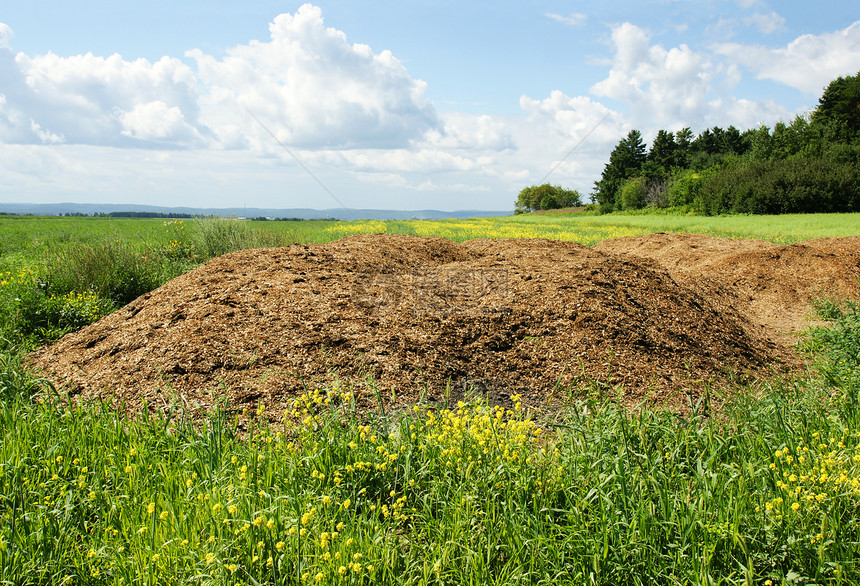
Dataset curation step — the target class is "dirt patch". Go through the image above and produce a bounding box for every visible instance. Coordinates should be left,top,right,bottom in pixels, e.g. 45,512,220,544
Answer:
28,233,859,419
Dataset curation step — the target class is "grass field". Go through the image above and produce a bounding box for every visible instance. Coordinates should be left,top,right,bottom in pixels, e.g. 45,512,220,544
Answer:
1,212,859,585
314,212,860,245
3,210,858,262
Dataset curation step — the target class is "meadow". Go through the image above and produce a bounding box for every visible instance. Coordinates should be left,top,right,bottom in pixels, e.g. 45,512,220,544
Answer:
1,212,859,585
4,210,859,261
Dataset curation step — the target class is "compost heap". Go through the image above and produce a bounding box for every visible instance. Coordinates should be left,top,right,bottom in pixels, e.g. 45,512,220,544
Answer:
29,233,860,417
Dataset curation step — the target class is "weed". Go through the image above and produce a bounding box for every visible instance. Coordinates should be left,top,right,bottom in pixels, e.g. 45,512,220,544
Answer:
40,239,165,305
191,217,285,259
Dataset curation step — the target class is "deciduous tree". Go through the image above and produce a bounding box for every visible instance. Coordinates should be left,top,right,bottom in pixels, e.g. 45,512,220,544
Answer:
515,184,582,213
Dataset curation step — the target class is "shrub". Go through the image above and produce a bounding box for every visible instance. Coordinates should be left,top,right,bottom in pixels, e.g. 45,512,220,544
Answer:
618,176,648,210
667,169,705,207
1,265,116,346
18,290,115,343
0,267,39,351
694,156,860,215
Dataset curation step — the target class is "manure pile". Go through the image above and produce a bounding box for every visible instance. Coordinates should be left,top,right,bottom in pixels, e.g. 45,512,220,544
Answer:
29,233,860,417
594,234,860,344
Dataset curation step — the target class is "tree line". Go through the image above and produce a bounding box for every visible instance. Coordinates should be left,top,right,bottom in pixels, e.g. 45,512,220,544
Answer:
592,71,860,215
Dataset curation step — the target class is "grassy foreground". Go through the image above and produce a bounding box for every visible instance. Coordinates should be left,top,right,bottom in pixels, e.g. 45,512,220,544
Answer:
1,213,859,584
1,303,860,585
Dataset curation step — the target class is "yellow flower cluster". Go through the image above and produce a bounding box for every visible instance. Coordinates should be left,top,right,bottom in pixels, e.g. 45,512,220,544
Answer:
160,218,199,260
415,395,550,476
762,429,860,543
51,290,113,324
0,267,34,289
245,385,560,582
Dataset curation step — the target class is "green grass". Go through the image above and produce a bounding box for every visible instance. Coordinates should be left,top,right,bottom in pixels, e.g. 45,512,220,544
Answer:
2,315,859,584
3,211,857,266
804,299,860,400
0,216,342,258
262,211,860,245
1,212,859,584
502,211,860,243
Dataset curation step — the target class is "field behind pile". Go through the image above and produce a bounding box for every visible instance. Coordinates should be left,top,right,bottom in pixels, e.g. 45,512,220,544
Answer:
3,211,860,260
1,212,860,585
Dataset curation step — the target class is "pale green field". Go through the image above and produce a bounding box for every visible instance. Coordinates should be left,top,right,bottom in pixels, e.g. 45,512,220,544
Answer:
265,211,860,245
0,216,337,258
3,212,857,263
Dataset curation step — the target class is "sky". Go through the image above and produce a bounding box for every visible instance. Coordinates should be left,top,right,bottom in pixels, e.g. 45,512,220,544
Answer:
1,1,859,212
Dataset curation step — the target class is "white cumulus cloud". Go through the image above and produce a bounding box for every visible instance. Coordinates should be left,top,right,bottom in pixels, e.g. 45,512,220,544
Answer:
189,3,439,150
588,22,794,131
713,21,860,95
1,5,439,152
425,112,515,151
590,23,716,124
2,44,205,146
514,91,625,189
30,119,65,144
118,100,203,143
520,91,623,144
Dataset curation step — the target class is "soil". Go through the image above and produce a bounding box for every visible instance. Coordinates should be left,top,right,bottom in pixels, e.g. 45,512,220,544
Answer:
28,233,860,420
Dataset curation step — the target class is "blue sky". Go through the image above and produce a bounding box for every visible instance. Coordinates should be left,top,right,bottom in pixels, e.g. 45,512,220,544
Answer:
1,1,858,211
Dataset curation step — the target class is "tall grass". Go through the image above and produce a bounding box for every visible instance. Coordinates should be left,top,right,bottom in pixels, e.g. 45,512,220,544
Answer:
40,239,168,305
1,300,859,584
804,299,860,406
191,217,289,258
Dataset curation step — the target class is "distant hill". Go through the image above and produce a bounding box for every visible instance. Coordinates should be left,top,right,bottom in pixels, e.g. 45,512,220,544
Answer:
0,202,511,220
